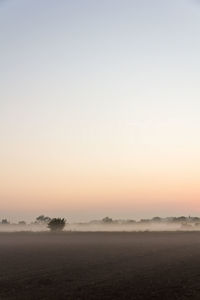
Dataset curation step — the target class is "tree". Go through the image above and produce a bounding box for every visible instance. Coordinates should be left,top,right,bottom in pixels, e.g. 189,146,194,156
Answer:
36,215,51,224
18,221,26,225
47,218,66,231
152,217,161,222
1,219,9,224
102,217,113,223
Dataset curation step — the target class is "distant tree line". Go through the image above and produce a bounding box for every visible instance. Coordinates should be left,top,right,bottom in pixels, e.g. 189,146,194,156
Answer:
1,215,200,228
0,216,67,232
89,216,200,225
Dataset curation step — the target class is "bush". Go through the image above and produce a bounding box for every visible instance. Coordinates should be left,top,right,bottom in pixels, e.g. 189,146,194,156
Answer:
1,219,9,224
47,218,66,231
102,217,113,223
36,215,51,224
18,221,26,225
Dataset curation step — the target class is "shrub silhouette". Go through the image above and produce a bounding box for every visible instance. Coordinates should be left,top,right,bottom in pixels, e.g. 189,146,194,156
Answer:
1,219,9,224
47,218,66,231
36,215,51,224
102,217,113,223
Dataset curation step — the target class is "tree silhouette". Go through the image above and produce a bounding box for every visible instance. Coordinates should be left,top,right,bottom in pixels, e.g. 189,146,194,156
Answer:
102,217,113,223
36,215,51,224
1,219,9,224
18,221,26,225
47,218,66,231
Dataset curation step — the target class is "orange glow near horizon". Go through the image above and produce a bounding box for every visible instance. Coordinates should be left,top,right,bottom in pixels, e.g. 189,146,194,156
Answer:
1,153,200,219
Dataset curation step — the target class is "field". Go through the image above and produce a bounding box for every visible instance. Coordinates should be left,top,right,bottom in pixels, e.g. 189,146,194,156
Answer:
1,232,200,300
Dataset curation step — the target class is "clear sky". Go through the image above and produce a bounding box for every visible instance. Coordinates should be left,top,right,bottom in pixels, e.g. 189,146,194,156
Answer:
1,0,200,222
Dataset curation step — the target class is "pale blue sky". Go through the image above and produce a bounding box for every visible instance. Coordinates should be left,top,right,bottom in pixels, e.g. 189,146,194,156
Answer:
1,0,200,222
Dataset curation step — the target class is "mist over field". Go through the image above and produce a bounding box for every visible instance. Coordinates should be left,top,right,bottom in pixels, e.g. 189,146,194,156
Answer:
0,223,185,232
0,216,199,232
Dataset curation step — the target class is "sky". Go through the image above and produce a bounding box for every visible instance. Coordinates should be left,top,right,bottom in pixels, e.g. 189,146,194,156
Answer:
1,0,200,222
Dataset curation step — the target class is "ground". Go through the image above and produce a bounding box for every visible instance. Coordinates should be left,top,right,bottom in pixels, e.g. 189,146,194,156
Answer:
0,231,200,299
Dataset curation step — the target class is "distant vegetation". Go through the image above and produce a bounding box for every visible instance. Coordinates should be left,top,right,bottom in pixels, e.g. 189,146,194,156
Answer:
18,221,26,225
1,219,9,224
87,216,200,228
102,217,113,223
35,215,51,224
1,216,200,230
47,218,66,231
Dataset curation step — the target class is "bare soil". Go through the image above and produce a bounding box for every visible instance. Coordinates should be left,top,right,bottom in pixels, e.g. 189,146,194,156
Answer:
0,231,200,299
